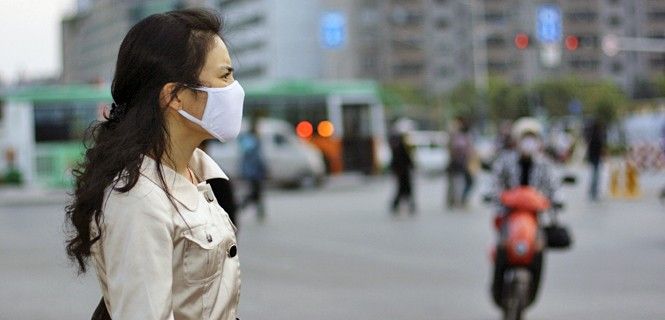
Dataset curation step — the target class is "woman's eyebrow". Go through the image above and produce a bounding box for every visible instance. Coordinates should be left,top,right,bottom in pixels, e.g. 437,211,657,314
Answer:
220,65,234,73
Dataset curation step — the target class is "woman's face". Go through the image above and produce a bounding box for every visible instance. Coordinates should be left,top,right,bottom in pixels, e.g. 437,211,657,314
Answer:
177,35,235,138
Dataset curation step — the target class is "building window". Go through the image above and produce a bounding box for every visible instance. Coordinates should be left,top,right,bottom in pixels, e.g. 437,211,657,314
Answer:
577,34,600,48
435,17,449,29
231,40,265,55
438,65,454,78
392,38,423,51
235,65,266,79
393,63,424,76
566,11,597,23
648,11,665,22
439,42,452,54
486,34,506,48
650,57,665,68
390,8,424,26
33,102,99,142
608,15,622,27
647,31,665,39
484,12,506,24
611,62,623,73
218,0,247,8
569,59,599,70
230,14,265,31
488,60,510,72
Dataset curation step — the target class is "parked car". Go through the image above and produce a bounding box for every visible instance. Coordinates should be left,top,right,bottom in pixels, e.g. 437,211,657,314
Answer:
207,118,326,188
406,130,449,175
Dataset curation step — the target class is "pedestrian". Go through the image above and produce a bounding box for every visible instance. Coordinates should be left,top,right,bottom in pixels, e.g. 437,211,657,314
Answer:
585,118,606,201
389,129,416,214
65,9,244,319
446,116,475,209
1,148,22,185
238,117,268,221
201,141,240,228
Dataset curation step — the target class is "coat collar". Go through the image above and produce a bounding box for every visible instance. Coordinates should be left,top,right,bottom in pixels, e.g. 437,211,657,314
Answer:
140,148,228,211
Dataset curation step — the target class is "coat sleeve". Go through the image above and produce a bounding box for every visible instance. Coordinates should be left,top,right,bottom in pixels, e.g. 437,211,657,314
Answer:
102,191,175,320
490,153,510,203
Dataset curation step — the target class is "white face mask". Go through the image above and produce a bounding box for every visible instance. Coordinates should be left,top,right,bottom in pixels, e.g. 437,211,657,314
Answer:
519,136,540,156
178,80,245,143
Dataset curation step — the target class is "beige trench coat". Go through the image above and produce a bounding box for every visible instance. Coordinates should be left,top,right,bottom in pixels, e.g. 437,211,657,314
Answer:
91,149,241,320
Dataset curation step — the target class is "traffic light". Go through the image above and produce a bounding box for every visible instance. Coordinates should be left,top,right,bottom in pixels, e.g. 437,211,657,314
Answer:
514,33,530,49
565,35,579,51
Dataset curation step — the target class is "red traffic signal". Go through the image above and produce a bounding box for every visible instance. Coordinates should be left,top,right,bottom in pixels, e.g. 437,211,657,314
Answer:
514,33,530,49
565,35,579,51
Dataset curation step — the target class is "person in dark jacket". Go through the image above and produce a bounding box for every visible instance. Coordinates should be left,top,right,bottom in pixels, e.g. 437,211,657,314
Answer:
585,118,606,201
389,132,416,214
446,117,474,209
239,118,268,220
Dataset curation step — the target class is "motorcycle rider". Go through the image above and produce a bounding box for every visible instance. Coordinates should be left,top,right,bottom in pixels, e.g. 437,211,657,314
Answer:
490,117,559,306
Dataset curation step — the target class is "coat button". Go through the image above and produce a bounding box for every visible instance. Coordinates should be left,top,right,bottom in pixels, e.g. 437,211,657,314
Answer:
228,244,237,258
204,190,215,203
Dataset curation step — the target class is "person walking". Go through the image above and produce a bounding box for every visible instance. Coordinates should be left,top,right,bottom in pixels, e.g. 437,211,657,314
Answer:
389,129,416,214
238,118,268,221
446,116,475,209
585,118,606,201
65,9,244,319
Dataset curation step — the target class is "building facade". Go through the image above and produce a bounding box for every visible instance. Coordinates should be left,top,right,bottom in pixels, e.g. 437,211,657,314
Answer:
62,0,210,84
62,0,664,95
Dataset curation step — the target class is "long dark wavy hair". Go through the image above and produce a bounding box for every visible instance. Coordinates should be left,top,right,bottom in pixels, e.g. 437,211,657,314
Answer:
65,8,224,274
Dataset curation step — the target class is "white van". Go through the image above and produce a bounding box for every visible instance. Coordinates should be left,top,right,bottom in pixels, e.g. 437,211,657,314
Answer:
207,118,326,188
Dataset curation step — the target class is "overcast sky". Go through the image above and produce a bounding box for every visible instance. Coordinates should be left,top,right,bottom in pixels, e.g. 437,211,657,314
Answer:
0,0,75,83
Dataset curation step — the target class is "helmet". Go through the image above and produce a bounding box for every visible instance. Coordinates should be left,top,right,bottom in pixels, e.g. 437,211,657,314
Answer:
511,117,544,141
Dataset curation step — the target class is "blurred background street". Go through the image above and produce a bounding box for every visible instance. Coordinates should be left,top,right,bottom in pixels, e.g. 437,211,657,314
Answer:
2,168,664,319
1,0,664,319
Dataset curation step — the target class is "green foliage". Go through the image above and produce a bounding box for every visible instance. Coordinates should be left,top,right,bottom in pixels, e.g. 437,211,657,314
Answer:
380,77,629,126
447,81,479,120
445,77,627,123
532,78,579,117
576,80,626,123
654,75,665,98
487,78,530,122
380,83,430,109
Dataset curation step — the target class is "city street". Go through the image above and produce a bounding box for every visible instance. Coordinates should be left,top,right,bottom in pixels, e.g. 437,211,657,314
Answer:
1,168,664,319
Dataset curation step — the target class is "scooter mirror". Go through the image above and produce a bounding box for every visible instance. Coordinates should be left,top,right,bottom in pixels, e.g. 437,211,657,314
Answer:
552,202,565,210
480,161,492,172
561,174,577,185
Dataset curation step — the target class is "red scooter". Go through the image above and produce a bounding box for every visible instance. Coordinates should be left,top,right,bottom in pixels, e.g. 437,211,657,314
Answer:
487,186,571,320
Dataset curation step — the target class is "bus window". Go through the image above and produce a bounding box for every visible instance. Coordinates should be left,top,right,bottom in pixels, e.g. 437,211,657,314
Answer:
34,102,98,142
273,133,288,147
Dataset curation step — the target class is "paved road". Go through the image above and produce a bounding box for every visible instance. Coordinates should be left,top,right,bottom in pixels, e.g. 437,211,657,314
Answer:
1,168,664,319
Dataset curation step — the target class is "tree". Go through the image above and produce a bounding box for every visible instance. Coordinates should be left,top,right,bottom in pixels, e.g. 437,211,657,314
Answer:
531,78,578,118
653,75,665,98
487,78,530,122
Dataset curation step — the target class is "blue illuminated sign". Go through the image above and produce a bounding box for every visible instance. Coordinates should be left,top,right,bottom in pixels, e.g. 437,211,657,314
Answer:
321,12,346,49
536,5,562,43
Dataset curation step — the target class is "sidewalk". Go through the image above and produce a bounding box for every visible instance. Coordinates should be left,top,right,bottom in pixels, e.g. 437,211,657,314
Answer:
0,172,376,207
0,186,69,207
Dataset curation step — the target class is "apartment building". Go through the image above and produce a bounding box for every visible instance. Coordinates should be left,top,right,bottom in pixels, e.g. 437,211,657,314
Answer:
61,0,664,95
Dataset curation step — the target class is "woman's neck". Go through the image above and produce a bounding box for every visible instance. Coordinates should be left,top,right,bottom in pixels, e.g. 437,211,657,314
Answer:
163,117,206,179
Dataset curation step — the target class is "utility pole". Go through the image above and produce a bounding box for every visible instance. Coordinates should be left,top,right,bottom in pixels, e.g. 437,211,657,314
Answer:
469,0,488,132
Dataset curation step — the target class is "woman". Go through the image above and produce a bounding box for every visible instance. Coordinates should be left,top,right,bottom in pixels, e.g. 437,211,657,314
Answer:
65,9,243,319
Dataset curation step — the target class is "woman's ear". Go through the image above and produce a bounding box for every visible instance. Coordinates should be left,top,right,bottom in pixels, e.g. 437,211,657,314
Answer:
160,83,182,111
